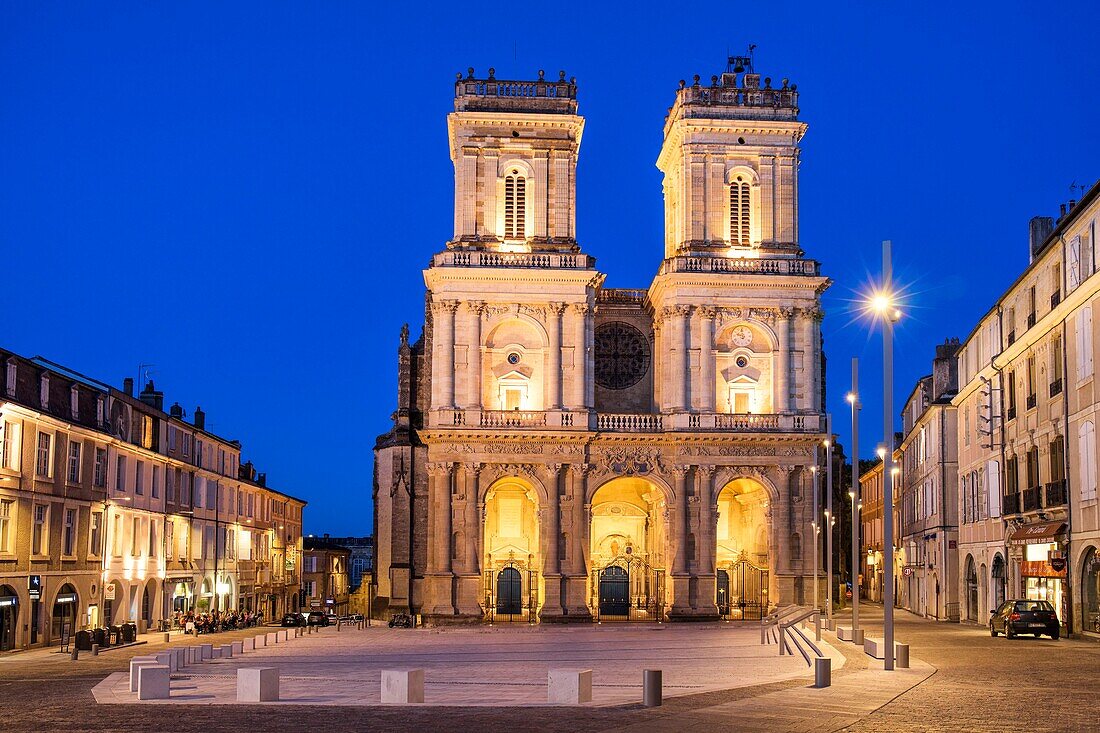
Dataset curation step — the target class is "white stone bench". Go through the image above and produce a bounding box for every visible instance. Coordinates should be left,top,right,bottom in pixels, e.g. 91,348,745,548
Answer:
381,669,424,704
864,637,907,660
244,637,256,651
232,641,244,655
154,651,177,672
171,647,187,669
219,644,233,658
129,657,159,692
279,629,289,642
266,632,279,645
137,664,171,700
237,667,280,702
548,668,592,704
199,643,213,660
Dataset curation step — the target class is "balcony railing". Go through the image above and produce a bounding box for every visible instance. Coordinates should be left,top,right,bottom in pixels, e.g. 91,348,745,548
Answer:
1026,393,1037,410
1050,378,1063,397
1023,486,1041,512
1007,330,1016,346
1007,405,1017,421
435,409,824,433
433,250,594,270
1027,312,1037,328
597,413,663,432
479,410,547,428
1003,493,1021,514
659,255,819,277
1051,290,1062,308
1045,479,1068,506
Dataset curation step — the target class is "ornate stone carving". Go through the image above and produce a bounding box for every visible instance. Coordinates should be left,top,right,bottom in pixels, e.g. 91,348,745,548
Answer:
596,446,661,476
519,304,547,321
683,445,778,457
430,299,460,315
548,301,567,316
594,321,651,390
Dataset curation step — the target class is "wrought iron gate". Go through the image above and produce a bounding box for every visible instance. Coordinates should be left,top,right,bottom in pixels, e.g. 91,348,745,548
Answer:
484,563,538,623
717,556,768,621
591,555,666,622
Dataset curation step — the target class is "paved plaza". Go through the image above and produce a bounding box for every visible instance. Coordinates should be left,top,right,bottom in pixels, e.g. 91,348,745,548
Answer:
1,607,1099,731
91,622,842,706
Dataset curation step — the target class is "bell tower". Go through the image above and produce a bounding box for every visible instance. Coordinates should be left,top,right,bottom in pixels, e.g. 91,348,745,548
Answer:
656,62,805,259
448,68,584,253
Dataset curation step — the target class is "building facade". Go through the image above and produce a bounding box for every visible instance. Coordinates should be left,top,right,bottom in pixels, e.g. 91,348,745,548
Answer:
859,450,902,604
0,349,305,652
321,535,374,591
373,63,830,624
897,340,961,621
302,537,351,617
953,180,1100,636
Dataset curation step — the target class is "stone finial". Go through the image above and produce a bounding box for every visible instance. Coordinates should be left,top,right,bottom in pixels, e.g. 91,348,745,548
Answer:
570,76,576,84
678,79,685,89
399,323,409,345
711,75,719,86
764,77,772,88
538,69,545,80
692,74,701,86
559,70,566,80
456,72,462,80
488,67,496,79
782,78,789,89
467,67,474,79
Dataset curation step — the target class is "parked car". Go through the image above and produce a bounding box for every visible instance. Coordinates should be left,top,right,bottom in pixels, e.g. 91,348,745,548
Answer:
306,610,329,627
325,612,339,626
990,599,1060,639
281,613,306,627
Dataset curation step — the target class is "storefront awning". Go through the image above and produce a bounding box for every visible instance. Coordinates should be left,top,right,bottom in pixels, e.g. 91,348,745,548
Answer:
1008,521,1067,545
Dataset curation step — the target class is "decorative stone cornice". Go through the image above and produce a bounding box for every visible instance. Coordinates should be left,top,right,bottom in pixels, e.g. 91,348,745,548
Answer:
431,299,461,315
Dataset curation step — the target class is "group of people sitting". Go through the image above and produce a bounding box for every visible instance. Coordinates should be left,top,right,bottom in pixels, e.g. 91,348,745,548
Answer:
176,609,264,634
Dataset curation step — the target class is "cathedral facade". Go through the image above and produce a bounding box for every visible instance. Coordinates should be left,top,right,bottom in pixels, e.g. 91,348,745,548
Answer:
373,64,830,623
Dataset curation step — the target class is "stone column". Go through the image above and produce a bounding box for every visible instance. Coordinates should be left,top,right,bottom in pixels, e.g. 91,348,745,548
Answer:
539,464,565,620
677,306,693,411
670,465,692,617
425,462,455,617
693,465,719,618
454,463,483,618
800,308,818,412
562,464,592,620
698,307,717,412
547,303,565,410
568,304,590,410
431,300,459,411
776,307,793,413
466,302,485,409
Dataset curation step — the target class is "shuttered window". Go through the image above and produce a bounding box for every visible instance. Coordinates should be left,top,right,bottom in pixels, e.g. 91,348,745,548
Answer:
729,178,751,246
504,173,526,240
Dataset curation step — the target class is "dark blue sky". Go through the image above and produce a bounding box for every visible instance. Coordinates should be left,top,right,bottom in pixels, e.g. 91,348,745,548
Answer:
3,3,1098,534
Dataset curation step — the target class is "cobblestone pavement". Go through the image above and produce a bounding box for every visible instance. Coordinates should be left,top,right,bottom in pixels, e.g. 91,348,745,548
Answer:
0,610,1097,732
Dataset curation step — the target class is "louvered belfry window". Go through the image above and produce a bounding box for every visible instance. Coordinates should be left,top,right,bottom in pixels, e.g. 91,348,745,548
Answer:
504,172,526,240
729,177,751,247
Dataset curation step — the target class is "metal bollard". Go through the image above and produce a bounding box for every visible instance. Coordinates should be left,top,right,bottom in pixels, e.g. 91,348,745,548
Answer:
337,620,342,631
70,647,79,661
164,632,171,643
853,628,865,645
896,643,910,669
642,669,662,707
92,643,100,657
814,657,831,688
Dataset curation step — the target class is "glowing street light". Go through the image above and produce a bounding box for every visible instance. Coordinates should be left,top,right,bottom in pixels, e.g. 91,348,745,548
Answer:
810,462,819,612
848,358,863,644
823,422,834,628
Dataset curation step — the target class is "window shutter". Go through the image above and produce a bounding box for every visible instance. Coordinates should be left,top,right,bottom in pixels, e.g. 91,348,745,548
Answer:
1069,238,1081,290
1081,421,1097,500
986,460,1001,517
1085,305,1095,379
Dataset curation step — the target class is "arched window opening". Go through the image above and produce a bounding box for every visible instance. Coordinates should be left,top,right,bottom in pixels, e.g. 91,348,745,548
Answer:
729,176,751,247
504,171,526,240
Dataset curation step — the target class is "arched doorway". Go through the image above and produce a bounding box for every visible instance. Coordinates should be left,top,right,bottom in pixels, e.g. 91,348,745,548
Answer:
482,477,541,622
715,477,770,620
0,585,17,651
991,554,1006,609
589,477,668,621
965,556,978,621
51,584,78,642
1083,546,1100,634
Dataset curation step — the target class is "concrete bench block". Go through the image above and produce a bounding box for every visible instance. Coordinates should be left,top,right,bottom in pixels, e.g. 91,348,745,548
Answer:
548,668,593,705
244,637,256,651
137,664,171,700
219,644,234,659
232,641,244,655
279,629,289,642
199,643,213,660
237,667,280,702
129,657,160,692
266,632,279,645
172,648,187,669
381,669,424,704
837,625,853,641
154,651,177,672
864,637,907,660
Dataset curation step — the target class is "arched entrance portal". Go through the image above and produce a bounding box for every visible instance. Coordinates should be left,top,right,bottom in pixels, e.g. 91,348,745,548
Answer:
482,477,541,622
716,477,770,620
589,477,669,621
0,585,18,651
51,584,78,642
965,556,978,622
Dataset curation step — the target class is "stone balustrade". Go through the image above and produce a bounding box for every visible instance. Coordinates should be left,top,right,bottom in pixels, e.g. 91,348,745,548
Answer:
658,255,819,277
434,409,823,434
432,250,594,270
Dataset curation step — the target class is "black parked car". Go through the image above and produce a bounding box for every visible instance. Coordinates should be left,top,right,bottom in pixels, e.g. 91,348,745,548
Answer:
306,611,329,627
990,599,1060,639
281,613,306,627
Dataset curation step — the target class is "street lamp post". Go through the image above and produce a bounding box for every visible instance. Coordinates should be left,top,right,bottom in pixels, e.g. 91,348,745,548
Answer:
876,239,899,671
825,416,834,628
847,359,862,642
811,459,819,612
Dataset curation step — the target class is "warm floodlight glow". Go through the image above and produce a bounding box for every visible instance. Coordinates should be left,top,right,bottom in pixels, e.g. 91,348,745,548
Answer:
877,446,886,459
846,392,857,404
871,293,892,313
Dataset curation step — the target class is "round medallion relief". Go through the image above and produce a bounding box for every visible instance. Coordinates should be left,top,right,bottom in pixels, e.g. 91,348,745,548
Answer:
594,321,651,390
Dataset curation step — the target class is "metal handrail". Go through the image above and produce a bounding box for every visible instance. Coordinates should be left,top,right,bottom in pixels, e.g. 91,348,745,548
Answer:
784,622,825,667
777,608,823,666
761,605,804,645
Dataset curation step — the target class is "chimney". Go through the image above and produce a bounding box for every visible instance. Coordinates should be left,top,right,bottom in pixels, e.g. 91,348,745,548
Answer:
1029,216,1054,262
932,337,962,399
123,377,134,397
169,402,184,419
193,406,205,430
138,380,164,410
257,472,266,487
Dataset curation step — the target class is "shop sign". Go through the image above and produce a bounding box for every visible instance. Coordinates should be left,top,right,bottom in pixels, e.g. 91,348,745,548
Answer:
1050,556,1067,573
0,596,16,608
56,593,78,604
1021,560,1066,579
903,567,914,577
104,584,116,601
28,575,41,601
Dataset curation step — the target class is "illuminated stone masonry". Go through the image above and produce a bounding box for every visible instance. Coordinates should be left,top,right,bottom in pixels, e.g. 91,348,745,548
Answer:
374,63,831,624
